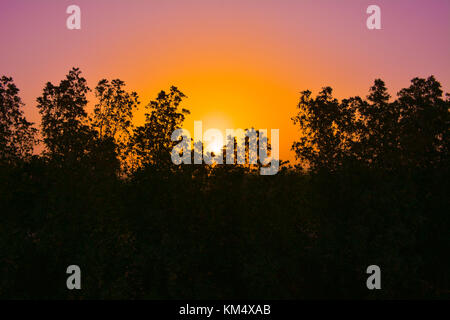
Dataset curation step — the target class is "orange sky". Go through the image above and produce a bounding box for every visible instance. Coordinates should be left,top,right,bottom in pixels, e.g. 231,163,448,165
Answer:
1,0,449,162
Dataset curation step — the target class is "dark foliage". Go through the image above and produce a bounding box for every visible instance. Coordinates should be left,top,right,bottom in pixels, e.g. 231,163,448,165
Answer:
0,70,448,299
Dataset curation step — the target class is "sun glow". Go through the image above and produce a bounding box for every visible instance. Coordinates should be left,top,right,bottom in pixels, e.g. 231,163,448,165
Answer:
204,134,224,155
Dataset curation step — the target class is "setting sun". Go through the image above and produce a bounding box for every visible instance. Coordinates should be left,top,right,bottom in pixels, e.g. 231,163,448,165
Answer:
204,136,224,155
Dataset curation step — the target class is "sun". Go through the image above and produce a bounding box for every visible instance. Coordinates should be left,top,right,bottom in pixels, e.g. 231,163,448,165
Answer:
205,136,224,155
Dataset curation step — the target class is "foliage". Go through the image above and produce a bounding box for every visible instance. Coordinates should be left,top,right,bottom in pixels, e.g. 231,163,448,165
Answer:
92,79,140,173
130,86,190,170
292,77,450,172
36,68,95,163
0,70,449,299
0,76,37,164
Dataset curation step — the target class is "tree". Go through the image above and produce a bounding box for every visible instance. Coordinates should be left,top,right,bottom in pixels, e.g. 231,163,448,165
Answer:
396,76,450,168
349,79,400,168
131,86,190,170
92,79,140,173
36,68,95,163
291,87,351,171
0,76,37,164
292,77,450,171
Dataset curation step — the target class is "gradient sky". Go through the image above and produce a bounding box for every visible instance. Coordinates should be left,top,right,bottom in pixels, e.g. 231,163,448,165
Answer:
1,0,449,162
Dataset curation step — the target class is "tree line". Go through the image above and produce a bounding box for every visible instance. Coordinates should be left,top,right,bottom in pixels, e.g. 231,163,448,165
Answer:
0,68,449,299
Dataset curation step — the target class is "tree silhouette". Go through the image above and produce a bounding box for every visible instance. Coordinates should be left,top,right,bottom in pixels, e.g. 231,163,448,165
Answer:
131,86,190,170
92,78,140,173
396,76,449,168
36,68,95,163
292,76,450,171
348,79,399,168
1,71,449,299
291,87,349,171
0,76,37,164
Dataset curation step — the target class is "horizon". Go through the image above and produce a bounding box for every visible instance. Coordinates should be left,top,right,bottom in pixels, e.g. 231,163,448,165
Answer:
1,0,449,163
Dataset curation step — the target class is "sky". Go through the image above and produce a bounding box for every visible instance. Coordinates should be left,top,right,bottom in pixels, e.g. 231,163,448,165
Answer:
1,0,449,162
